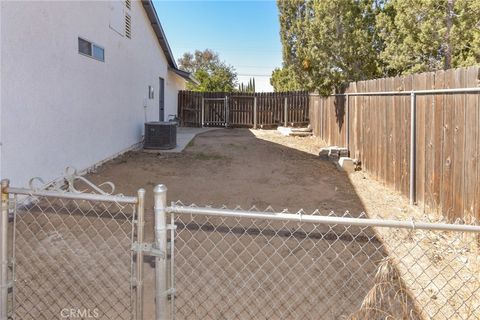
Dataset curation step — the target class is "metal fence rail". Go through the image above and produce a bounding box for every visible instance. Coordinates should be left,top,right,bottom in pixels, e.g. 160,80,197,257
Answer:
166,202,480,320
1,177,145,320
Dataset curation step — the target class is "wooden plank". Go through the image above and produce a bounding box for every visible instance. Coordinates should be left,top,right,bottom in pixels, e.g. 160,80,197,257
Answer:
441,69,455,219
380,77,388,184
358,81,366,166
374,79,381,181
402,75,413,197
477,68,480,222
430,70,445,214
368,80,376,178
451,68,466,220
463,66,479,222
423,71,437,213
414,72,427,208
385,77,395,188
393,76,402,192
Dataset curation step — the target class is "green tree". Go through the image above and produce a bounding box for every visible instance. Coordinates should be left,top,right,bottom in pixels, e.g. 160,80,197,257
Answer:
238,77,256,92
277,0,382,95
270,65,303,92
377,0,480,75
178,49,238,92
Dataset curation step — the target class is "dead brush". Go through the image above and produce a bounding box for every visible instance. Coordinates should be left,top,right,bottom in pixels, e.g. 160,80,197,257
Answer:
345,257,423,320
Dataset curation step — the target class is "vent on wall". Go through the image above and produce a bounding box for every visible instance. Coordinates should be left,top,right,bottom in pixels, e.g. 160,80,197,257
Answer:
125,0,131,10
125,13,131,39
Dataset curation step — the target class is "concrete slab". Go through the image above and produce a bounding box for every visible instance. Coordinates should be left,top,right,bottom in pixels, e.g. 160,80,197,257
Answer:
143,127,223,153
277,126,313,137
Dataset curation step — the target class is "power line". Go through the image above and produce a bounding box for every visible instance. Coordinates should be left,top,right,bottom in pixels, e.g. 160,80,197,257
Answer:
237,74,272,77
236,65,279,69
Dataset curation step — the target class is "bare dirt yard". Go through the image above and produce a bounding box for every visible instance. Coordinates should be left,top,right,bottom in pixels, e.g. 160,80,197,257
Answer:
83,128,479,320
88,129,364,214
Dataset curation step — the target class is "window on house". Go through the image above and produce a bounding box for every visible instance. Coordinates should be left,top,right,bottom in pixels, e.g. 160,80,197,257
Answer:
78,37,105,62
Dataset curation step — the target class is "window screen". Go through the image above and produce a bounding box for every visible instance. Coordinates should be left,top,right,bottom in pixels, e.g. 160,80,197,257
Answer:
78,38,92,56
78,37,104,62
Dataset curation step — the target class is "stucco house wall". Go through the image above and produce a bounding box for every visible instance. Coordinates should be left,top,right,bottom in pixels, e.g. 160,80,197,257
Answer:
0,0,186,187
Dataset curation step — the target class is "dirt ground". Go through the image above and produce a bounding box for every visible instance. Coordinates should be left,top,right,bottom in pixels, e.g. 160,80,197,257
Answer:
9,129,478,319
81,128,479,320
88,129,363,214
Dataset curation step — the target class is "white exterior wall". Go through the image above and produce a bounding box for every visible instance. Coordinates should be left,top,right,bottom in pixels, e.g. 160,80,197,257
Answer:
0,0,186,187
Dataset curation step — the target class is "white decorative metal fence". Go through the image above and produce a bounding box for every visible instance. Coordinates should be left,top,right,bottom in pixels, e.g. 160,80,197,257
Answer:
0,175,146,320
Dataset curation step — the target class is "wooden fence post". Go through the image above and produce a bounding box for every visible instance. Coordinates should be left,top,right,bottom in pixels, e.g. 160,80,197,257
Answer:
253,96,257,129
284,96,288,127
201,97,205,128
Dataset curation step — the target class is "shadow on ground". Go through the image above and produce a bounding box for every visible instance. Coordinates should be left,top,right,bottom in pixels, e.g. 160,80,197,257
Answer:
85,128,422,320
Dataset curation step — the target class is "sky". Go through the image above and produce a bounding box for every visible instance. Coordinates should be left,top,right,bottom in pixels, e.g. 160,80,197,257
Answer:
152,0,283,92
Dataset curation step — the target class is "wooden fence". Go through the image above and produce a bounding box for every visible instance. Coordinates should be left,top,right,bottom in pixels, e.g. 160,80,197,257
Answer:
178,91,309,128
310,66,480,222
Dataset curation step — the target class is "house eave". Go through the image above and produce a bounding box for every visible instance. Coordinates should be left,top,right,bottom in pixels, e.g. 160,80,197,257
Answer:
141,0,177,69
169,67,200,85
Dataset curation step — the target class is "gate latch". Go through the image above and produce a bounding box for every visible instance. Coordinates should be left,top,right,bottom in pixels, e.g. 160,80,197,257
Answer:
131,242,165,259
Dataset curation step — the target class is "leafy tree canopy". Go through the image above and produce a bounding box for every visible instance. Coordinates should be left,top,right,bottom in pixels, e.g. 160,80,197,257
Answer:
276,0,480,95
178,49,238,92
277,0,381,96
270,65,302,92
377,0,480,75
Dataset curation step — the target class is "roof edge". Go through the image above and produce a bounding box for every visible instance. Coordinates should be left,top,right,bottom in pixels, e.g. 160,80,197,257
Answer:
141,0,177,69
168,67,200,85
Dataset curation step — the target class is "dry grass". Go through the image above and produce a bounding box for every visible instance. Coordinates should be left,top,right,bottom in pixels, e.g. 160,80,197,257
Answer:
346,258,422,320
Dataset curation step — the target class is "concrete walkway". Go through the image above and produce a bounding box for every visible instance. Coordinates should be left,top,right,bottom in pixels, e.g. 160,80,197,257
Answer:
147,127,223,153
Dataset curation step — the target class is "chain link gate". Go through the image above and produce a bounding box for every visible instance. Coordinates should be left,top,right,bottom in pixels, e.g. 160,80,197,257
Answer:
0,174,147,320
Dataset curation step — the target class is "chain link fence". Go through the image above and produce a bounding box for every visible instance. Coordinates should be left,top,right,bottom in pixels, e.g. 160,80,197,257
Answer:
2,179,144,320
168,203,480,320
2,180,479,320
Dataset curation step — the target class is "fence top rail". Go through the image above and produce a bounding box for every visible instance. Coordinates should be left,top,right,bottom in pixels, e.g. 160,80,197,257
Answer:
6,187,138,204
229,96,256,99
310,87,480,97
167,205,480,233
203,98,227,101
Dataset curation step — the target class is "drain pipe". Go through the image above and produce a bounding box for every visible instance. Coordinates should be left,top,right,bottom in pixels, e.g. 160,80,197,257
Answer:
154,185,168,320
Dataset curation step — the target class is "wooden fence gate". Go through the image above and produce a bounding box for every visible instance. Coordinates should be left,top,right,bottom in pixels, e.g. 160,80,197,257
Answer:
178,91,309,128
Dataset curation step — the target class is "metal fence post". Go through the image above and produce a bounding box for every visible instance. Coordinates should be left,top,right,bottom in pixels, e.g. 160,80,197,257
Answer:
201,98,205,128
0,179,10,320
154,185,168,320
409,93,417,205
284,96,288,127
253,96,257,129
135,188,146,320
345,94,350,152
